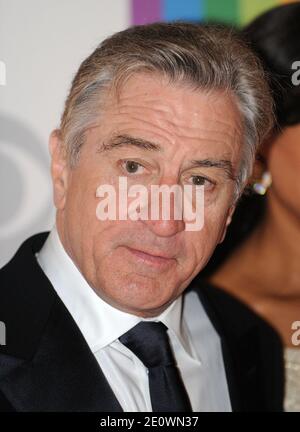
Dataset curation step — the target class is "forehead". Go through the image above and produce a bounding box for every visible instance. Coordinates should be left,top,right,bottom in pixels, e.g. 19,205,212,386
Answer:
106,72,241,123
96,72,243,159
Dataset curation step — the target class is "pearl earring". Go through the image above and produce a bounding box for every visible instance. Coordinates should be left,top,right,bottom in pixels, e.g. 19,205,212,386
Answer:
252,171,272,195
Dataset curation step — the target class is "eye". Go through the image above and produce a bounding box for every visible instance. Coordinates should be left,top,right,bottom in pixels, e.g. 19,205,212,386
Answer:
191,176,214,186
122,160,144,175
192,176,206,186
187,175,216,192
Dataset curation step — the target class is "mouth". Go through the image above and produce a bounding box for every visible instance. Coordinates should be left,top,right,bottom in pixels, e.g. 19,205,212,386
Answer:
123,246,176,269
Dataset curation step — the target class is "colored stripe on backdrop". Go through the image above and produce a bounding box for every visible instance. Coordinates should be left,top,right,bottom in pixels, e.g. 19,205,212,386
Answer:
239,0,279,25
204,0,239,25
131,0,161,25
162,0,203,22
131,0,296,26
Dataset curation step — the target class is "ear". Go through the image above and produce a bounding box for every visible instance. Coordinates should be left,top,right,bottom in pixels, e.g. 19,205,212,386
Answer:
247,153,265,189
49,129,69,210
218,204,236,244
247,135,274,186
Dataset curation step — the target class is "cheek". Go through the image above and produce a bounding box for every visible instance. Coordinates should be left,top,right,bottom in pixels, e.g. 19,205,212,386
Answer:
184,209,229,271
65,160,118,227
64,178,98,232
62,170,116,267
269,144,300,211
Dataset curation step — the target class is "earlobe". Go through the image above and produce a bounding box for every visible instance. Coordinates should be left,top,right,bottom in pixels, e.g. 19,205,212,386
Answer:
49,130,69,210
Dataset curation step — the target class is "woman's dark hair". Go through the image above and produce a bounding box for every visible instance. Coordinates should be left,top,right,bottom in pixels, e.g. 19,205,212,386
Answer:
201,3,300,277
243,2,300,129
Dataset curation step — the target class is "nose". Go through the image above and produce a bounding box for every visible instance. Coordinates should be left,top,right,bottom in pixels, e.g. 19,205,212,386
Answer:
143,178,185,237
144,218,185,237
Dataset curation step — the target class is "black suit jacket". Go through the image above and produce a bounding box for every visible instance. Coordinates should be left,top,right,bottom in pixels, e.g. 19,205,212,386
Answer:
0,233,284,412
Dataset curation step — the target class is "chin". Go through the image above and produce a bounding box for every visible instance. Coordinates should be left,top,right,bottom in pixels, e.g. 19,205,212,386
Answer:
98,273,176,316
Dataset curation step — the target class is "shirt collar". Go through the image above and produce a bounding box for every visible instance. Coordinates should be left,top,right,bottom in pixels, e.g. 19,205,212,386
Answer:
36,226,190,354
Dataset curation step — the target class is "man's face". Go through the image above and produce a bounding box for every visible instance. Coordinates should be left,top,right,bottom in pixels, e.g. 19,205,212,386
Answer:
51,72,243,317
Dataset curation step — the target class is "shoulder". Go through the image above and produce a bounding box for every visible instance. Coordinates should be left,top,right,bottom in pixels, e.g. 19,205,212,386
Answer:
0,232,56,360
0,232,49,273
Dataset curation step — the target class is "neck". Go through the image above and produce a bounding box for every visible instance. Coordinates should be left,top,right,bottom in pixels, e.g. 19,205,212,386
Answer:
248,190,300,296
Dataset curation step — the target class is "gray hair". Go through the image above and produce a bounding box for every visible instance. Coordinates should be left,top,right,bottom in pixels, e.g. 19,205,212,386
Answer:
59,22,274,200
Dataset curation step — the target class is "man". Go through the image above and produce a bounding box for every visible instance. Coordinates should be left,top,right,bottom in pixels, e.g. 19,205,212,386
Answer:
0,23,283,412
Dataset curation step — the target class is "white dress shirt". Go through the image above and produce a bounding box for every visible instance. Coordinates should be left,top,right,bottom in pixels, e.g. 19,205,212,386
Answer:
36,226,232,412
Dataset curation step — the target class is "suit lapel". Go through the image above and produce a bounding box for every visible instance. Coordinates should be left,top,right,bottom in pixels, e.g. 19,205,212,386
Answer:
0,232,123,412
0,296,123,412
189,280,270,412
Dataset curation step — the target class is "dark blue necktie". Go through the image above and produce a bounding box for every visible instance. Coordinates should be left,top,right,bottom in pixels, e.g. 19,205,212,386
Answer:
119,321,192,412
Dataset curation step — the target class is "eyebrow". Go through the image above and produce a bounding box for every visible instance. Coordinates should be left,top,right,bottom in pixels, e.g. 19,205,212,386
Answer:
188,159,237,181
97,133,236,181
97,134,161,153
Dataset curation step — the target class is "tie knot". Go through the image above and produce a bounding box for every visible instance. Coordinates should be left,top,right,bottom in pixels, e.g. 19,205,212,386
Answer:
119,321,175,368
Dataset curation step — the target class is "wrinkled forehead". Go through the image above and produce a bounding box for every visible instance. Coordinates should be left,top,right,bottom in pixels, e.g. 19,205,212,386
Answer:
105,72,241,121
99,72,244,155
